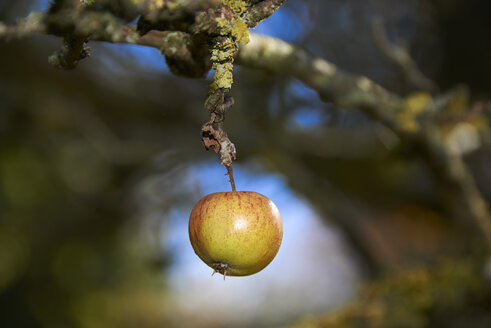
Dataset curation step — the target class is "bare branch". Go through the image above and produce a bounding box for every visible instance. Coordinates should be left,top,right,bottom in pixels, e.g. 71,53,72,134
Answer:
371,19,439,94
201,94,237,191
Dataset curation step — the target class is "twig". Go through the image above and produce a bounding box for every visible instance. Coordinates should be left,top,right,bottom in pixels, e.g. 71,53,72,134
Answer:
48,35,90,69
46,0,90,69
243,0,288,27
201,93,237,188
0,12,46,39
371,19,439,94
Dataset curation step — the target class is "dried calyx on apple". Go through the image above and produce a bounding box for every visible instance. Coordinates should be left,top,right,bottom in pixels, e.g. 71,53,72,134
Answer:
189,191,283,277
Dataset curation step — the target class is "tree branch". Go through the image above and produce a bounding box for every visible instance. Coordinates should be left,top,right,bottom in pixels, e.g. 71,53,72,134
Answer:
48,35,90,69
371,19,439,94
0,12,46,39
243,0,288,27
238,33,409,135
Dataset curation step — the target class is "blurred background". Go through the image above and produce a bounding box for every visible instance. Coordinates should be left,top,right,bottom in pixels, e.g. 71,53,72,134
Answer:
1,0,491,327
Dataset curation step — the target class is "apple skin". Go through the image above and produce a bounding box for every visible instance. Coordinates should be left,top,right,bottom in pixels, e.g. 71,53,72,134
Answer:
188,191,283,276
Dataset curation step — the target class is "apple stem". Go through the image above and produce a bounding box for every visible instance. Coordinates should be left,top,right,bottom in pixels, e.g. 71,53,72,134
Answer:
227,165,237,192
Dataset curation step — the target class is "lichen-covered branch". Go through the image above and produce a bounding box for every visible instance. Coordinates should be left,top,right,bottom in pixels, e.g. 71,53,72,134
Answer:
0,0,286,79
48,35,90,69
158,31,211,78
46,0,91,69
243,0,288,27
238,34,409,135
0,12,46,39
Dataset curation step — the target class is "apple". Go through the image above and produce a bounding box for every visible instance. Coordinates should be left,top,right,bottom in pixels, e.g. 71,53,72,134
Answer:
188,191,283,277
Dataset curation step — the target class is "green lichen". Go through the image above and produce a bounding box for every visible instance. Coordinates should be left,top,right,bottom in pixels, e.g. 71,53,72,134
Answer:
222,0,248,14
230,19,249,44
210,37,237,62
218,0,250,44
208,0,251,93
396,92,432,133
130,0,165,11
160,31,188,56
166,1,180,11
215,15,249,44
209,36,238,92
215,17,232,35
211,62,234,92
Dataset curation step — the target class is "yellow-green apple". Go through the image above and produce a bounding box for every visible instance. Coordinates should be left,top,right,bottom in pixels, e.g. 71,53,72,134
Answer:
188,191,283,277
